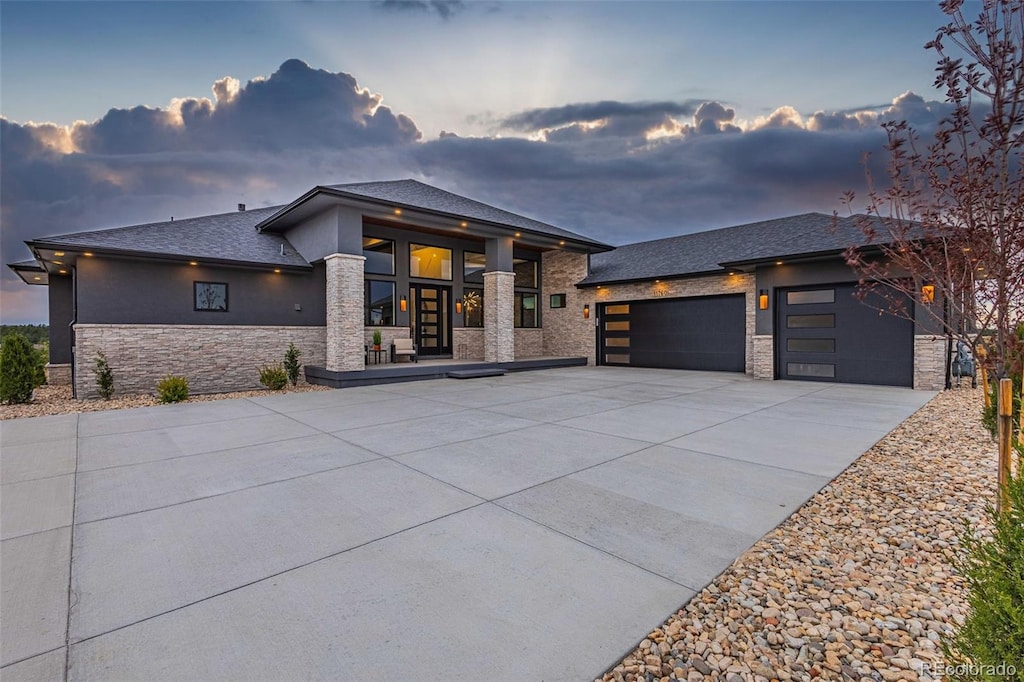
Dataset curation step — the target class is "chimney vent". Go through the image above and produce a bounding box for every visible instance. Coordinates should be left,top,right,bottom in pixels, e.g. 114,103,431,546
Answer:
238,203,246,212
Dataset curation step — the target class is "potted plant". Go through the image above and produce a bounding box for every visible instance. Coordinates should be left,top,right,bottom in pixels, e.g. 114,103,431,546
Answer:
372,329,382,351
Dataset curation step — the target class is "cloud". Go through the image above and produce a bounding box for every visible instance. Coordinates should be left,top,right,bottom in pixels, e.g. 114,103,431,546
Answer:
377,0,465,19
2,59,952,324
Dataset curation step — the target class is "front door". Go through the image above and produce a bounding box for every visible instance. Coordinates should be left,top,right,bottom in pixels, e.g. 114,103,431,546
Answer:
410,285,451,356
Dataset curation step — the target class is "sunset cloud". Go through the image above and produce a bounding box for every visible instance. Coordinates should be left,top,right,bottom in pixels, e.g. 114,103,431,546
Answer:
1,61,948,323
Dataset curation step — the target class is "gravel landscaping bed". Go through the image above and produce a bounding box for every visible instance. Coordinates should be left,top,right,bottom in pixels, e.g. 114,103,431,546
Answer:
600,387,994,682
0,382,331,420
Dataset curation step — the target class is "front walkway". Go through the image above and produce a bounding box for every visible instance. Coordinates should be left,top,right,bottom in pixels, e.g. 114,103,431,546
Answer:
0,367,934,680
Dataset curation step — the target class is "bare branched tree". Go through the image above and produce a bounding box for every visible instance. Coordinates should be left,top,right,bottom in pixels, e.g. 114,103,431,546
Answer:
839,0,1023,377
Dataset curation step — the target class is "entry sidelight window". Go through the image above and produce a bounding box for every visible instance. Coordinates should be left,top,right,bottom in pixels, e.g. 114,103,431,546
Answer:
365,280,395,326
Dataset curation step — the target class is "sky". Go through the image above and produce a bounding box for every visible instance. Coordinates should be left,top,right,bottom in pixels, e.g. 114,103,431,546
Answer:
1,0,957,324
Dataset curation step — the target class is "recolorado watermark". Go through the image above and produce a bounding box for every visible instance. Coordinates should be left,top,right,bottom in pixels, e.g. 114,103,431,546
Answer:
915,661,1018,678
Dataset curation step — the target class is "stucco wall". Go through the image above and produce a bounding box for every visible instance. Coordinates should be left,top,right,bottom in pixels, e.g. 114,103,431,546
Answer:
74,256,327,327
73,324,327,398
48,274,74,364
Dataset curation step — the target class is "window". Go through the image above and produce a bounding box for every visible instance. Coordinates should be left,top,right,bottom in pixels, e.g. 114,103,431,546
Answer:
787,338,836,353
464,288,484,327
365,280,395,326
410,244,452,280
786,314,835,329
515,293,538,328
605,304,630,315
513,258,538,288
787,362,836,378
194,282,228,311
787,289,835,305
605,321,630,331
363,237,395,275
549,293,566,309
464,252,486,284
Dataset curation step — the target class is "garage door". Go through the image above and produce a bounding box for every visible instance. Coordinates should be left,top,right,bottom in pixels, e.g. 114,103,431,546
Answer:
777,283,913,386
600,295,745,371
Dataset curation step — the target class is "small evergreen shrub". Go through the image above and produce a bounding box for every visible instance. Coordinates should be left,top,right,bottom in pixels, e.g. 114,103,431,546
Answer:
32,341,48,387
372,329,383,347
0,333,37,404
942,450,1024,681
93,351,114,399
283,343,302,386
156,375,189,403
259,363,288,390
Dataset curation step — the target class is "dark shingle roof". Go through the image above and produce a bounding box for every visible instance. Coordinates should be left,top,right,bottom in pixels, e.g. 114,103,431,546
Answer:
29,206,310,268
580,213,872,286
267,179,611,249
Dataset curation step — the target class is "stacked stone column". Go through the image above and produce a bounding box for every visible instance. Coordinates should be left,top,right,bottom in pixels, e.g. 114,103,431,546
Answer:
483,271,515,362
326,253,366,372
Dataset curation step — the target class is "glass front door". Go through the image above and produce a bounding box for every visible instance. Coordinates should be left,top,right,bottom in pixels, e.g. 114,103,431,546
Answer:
410,285,451,356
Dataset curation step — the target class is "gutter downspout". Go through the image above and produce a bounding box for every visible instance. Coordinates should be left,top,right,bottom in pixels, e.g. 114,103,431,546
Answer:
70,267,78,399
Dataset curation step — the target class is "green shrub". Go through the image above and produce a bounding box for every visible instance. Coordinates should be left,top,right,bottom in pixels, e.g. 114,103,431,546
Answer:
0,333,37,404
943,450,1024,680
259,363,288,391
93,351,114,399
283,343,302,386
32,341,48,387
156,375,189,403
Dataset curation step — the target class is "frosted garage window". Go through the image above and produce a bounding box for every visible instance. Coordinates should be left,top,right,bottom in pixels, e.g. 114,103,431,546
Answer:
787,338,836,353
605,304,630,315
605,321,630,331
787,289,835,305
786,314,835,329
605,353,630,364
787,362,835,378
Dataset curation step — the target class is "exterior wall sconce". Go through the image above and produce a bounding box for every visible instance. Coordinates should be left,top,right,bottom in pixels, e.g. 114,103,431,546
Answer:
400,295,407,312
921,284,935,304
758,289,769,310
455,298,463,315
583,304,590,319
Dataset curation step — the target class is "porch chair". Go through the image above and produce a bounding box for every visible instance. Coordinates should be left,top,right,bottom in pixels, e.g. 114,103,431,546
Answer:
391,338,418,363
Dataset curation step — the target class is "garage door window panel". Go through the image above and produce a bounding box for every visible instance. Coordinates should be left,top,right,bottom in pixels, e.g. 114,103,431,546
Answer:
787,338,836,353
787,314,835,329
786,289,835,305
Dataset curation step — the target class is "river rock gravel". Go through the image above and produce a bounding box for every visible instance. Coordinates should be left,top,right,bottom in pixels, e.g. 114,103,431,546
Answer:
0,382,330,420
599,386,996,682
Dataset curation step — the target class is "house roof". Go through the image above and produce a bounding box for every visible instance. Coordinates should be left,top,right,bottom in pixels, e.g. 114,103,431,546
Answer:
580,213,874,286
26,206,310,269
7,260,48,285
257,179,613,251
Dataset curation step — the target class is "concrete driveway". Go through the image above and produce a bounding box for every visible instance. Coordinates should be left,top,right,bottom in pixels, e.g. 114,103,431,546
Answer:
0,367,934,681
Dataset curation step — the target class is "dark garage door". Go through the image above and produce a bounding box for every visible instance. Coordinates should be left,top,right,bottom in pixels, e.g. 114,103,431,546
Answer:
600,295,745,371
777,283,913,387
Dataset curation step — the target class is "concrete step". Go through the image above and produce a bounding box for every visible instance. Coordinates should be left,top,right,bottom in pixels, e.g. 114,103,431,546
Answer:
447,369,508,380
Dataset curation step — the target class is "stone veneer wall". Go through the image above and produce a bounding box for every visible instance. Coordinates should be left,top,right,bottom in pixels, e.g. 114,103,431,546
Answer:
514,329,545,358
46,363,72,386
593,273,756,373
541,251,595,363
914,335,947,390
326,253,365,372
364,327,411,350
453,328,484,360
483,271,515,362
73,324,327,398
751,335,774,379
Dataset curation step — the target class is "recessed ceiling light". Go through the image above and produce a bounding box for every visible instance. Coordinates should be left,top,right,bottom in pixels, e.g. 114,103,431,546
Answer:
54,252,65,257
728,271,735,276
274,268,281,273
393,209,402,216
559,240,565,246
460,221,468,228
189,261,198,266
53,260,62,265
84,252,94,257
33,276,41,281
58,269,67,274
776,261,783,266
514,232,521,238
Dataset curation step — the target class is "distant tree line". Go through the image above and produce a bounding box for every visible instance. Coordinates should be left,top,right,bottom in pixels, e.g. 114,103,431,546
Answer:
0,325,48,344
